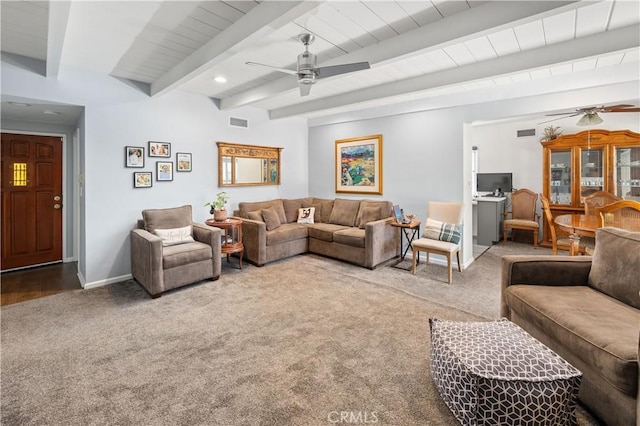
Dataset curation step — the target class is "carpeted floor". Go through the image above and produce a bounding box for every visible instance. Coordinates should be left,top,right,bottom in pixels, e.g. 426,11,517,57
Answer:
1,242,600,425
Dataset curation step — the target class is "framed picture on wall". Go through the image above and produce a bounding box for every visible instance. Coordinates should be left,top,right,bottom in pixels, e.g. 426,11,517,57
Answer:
335,134,383,195
176,152,192,172
133,172,152,188
156,161,173,181
125,146,144,168
148,141,171,158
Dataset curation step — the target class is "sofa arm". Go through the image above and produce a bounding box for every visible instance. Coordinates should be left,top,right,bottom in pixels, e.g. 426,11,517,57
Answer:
237,217,267,266
500,255,592,318
193,223,222,279
364,217,400,269
130,229,164,296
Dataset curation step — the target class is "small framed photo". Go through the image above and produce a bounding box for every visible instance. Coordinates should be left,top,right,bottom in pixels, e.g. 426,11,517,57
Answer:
125,146,144,168
133,172,152,188
176,152,192,172
156,161,173,181
148,141,171,158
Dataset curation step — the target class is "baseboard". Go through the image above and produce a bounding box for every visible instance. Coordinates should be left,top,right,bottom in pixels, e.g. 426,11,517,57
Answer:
77,271,86,288
83,274,132,290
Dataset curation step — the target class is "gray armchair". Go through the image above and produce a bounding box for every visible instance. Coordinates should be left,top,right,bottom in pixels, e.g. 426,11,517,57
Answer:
130,205,221,298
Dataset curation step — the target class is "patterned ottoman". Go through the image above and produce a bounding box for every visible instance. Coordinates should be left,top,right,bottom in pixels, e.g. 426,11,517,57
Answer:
429,318,582,426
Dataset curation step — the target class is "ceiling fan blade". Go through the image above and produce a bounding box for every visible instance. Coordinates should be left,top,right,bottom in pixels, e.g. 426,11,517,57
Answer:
600,104,634,111
605,107,640,112
545,112,577,116
299,83,312,97
315,62,370,79
538,115,580,125
245,62,298,76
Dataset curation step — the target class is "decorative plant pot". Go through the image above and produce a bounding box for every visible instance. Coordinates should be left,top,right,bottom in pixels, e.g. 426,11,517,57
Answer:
213,210,228,222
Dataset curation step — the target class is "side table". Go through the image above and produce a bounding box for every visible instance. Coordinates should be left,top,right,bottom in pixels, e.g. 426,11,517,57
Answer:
389,220,421,264
205,218,244,269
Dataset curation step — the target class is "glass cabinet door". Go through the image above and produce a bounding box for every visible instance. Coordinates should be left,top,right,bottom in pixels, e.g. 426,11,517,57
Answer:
579,148,605,204
614,146,640,201
550,150,572,205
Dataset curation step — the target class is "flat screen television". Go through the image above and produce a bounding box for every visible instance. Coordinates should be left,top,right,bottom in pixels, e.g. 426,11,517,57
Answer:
477,172,513,193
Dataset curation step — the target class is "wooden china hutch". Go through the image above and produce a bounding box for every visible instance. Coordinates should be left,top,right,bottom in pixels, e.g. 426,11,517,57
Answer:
541,129,640,246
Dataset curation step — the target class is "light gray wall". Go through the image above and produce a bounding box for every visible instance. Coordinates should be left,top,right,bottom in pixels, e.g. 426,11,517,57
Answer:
2,61,308,286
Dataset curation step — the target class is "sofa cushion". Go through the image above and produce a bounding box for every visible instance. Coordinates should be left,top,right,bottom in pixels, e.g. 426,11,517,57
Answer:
154,225,195,246
246,211,263,222
334,228,366,248
357,206,382,229
308,223,350,242
265,223,309,246
283,198,307,223
589,227,640,309
297,207,315,224
312,198,335,223
239,199,287,224
262,207,282,231
505,284,639,396
358,200,392,219
162,241,212,269
329,198,361,227
143,205,192,234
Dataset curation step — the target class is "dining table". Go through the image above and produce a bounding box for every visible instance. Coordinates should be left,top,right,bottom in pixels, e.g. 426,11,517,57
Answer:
555,212,640,255
554,214,600,256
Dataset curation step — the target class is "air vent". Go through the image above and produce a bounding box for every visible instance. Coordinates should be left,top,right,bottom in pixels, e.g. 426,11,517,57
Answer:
517,129,536,137
229,117,248,128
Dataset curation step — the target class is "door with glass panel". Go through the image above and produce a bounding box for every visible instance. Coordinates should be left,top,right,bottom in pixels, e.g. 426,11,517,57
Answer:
614,146,640,202
579,147,605,204
549,150,572,205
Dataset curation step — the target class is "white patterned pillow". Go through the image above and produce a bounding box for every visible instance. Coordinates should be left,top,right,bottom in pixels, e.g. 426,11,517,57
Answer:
297,207,315,224
423,218,461,244
154,225,194,246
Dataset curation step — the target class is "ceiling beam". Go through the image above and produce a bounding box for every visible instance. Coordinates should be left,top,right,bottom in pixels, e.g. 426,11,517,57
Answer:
269,24,640,119
150,1,321,97
219,0,580,110
46,1,71,79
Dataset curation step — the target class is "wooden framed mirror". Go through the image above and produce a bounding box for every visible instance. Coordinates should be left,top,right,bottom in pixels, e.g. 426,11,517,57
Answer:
217,142,283,187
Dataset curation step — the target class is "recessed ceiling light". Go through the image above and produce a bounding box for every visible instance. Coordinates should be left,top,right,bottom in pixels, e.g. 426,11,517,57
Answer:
213,76,227,83
43,110,62,115
8,101,31,107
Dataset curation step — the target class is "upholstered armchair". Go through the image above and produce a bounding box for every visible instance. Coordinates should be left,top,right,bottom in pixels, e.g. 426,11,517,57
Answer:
130,205,222,298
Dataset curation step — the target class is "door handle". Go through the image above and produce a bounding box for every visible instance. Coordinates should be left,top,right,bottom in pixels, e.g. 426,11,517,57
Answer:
54,204,61,209
54,195,61,201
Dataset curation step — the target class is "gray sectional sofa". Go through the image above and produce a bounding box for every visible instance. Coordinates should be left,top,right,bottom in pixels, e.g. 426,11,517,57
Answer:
501,227,640,426
235,197,399,269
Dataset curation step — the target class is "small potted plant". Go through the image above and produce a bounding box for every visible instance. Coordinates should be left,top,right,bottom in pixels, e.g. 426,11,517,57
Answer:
542,125,562,141
205,191,230,221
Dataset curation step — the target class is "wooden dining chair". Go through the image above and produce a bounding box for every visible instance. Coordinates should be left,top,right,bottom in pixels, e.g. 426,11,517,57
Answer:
540,194,594,255
503,188,539,247
584,191,621,217
596,200,640,230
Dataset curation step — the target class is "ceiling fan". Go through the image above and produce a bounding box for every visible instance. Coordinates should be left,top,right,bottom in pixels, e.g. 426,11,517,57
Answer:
540,104,640,126
246,33,370,97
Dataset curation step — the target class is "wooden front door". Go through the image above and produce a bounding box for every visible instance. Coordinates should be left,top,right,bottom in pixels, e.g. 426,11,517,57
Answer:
1,133,63,270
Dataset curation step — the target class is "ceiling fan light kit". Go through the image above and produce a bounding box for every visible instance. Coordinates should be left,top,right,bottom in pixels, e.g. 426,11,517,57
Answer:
246,33,370,97
576,113,604,126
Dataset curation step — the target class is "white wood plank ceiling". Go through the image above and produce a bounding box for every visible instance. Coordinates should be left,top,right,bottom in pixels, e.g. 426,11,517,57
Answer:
1,0,639,121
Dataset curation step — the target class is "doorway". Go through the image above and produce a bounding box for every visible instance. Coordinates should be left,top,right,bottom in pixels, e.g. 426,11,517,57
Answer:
1,133,63,270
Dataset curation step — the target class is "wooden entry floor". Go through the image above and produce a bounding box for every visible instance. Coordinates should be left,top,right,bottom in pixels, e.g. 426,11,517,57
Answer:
1,262,81,306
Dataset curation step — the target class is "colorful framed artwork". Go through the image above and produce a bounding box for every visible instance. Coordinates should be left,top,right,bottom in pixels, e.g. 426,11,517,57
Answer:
133,172,152,188
335,134,383,194
176,152,192,172
125,146,144,168
156,161,173,181
148,141,171,158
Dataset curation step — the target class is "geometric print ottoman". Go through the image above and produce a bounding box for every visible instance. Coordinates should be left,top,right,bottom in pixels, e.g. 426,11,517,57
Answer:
429,318,582,426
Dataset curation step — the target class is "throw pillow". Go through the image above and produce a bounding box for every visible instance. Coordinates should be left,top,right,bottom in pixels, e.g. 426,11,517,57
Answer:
262,207,282,231
423,218,461,244
154,225,195,247
247,211,263,222
357,206,382,229
302,203,322,223
297,207,315,224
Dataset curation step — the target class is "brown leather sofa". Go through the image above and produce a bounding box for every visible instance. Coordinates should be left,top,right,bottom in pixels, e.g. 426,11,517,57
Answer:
235,197,399,269
501,227,640,425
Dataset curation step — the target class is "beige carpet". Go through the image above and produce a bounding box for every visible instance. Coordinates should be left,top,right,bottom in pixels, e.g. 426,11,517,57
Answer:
1,243,601,425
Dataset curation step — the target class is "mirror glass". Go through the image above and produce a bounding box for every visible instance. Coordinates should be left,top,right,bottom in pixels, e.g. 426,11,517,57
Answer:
217,142,282,187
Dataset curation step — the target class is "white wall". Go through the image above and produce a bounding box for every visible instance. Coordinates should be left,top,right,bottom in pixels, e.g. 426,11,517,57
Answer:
2,61,308,286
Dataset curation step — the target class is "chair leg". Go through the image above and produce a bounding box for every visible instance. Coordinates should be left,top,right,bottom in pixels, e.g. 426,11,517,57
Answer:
533,230,538,248
447,253,452,284
456,251,461,272
503,226,508,244
412,248,417,275
426,253,430,265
